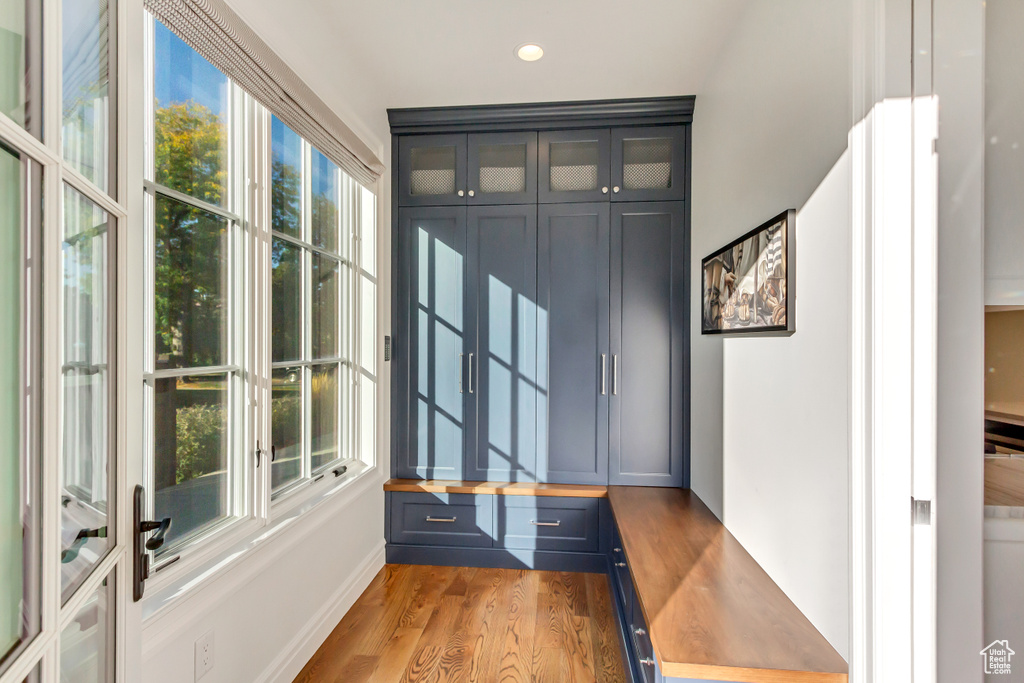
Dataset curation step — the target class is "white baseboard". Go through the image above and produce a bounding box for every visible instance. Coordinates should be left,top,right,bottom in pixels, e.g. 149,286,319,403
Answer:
255,541,386,683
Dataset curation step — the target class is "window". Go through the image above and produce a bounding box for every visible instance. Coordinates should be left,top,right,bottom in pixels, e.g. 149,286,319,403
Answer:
270,119,357,496
0,0,42,139
143,17,378,565
1,0,118,678
145,20,246,554
0,141,42,675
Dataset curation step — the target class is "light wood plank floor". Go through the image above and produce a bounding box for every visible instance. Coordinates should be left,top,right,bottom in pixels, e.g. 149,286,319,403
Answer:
986,457,1024,507
294,564,626,683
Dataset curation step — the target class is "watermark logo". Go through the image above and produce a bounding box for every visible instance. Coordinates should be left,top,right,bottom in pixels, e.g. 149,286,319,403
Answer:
981,640,1015,675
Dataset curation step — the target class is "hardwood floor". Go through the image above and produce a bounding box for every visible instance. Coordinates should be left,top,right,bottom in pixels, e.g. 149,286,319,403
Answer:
294,564,626,683
986,456,1024,507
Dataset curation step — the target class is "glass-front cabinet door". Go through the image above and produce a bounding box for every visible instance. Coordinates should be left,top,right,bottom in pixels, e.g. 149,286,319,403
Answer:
610,126,688,202
398,134,468,207
538,129,611,204
467,132,537,205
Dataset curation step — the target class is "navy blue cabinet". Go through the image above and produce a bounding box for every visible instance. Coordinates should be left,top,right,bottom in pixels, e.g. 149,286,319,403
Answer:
537,203,611,485
395,207,469,479
609,203,688,487
399,132,537,207
538,129,612,204
390,492,494,547
465,205,538,481
398,134,468,207
495,496,601,553
390,99,693,491
468,132,537,205
610,126,688,203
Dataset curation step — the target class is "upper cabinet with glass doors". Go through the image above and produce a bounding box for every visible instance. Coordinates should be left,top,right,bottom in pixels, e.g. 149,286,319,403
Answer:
398,132,538,206
539,126,687,203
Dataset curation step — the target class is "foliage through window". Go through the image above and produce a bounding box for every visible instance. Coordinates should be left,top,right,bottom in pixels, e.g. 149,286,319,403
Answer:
144,16,377,560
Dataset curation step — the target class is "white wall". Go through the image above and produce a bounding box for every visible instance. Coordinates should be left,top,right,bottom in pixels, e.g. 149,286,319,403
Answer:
984,519,1024,678
984,0,1024,674
934,0,987,679
689,0,852,659
985,0,1024,307
141,478,386,683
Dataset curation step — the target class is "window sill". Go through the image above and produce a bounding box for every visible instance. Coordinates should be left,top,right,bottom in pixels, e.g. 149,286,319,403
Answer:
140,461,381,639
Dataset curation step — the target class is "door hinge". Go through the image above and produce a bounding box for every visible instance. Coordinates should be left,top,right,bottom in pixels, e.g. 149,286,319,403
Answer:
912,498,932,525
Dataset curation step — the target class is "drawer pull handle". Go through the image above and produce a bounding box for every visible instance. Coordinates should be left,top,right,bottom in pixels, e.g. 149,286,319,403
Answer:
530,520,560,527
613,547,622,553
426,516,457,523
633,627,646,636
640,657,655,667
615,562,626,568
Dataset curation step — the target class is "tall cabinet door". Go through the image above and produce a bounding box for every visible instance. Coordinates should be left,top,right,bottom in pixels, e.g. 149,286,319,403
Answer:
609,202,687,486
398,134,468,206
538,203,610,485
396,207,469,479
465,205,538,481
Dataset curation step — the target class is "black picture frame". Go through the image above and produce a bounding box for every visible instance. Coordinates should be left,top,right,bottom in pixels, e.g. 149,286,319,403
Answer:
701,209,796,336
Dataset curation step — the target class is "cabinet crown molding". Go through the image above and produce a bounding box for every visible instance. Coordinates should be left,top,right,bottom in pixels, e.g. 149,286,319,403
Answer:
388,96,696,135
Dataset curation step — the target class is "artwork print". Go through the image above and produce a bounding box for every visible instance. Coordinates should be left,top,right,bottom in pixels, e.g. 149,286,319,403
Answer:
701,209,795,335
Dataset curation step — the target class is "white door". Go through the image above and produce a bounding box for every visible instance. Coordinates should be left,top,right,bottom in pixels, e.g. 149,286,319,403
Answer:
0,0,141,680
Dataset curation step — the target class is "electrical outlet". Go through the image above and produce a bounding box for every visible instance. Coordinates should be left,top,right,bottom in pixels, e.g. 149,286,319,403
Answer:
194,630,214,681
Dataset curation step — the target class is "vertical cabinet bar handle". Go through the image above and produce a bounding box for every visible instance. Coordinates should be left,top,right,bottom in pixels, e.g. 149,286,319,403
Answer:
468,353,474,394
612,355,618,395
600,354,607,395
459,352,464,394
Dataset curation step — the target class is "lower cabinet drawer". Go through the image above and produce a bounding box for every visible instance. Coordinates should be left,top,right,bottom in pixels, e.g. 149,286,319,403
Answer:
630,598,657,683
390,492,494,548
496,496,601,553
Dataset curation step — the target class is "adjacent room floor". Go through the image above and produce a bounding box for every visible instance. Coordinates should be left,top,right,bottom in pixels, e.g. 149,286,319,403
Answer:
294,564,626,683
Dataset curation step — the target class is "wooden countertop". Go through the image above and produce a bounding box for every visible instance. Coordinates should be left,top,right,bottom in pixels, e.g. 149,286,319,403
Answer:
608,486,849,683
384,479,608,498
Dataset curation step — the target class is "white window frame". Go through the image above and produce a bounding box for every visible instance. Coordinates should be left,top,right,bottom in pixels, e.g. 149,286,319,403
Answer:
135,12,379,600
141,12,259,569
266,119,363,506
0,0,129,680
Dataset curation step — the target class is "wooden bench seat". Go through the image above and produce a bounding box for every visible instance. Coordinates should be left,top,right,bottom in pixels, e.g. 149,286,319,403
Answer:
608,486,848,683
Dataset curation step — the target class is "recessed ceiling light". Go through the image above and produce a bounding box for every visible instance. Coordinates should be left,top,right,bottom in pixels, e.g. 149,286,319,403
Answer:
515,43,544,62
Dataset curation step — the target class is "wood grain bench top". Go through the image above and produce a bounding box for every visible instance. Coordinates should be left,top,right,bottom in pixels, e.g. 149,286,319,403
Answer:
384,479,608,498
608,486,849,683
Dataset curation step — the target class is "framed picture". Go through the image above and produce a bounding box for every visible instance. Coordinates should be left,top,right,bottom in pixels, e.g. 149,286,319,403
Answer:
701,209,795,335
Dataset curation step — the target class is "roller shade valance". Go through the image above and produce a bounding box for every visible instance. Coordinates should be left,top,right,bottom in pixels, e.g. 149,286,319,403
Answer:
145,0,385,188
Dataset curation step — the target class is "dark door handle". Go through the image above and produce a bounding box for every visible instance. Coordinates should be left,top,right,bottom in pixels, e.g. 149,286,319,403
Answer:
271,445,276,462
141,517,171,551
133,485,173,601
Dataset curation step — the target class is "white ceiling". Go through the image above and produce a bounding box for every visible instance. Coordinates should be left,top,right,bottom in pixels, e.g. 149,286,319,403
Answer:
230,0,750,146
